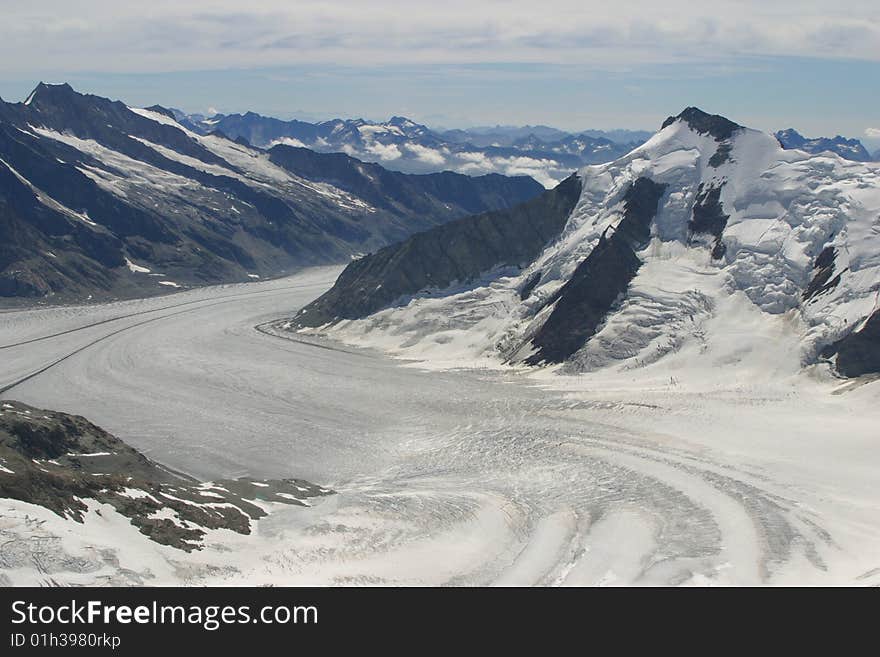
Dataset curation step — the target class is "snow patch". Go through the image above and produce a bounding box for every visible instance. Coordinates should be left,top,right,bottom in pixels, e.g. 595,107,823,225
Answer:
125,258,151,274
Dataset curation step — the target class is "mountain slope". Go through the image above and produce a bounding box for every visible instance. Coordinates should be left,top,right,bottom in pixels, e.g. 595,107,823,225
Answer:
522,177,667,365
0,83,542,302
290,108,880,379
295,175,582,326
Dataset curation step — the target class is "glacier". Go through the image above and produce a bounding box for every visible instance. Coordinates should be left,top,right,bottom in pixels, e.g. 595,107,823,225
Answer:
1,267,879,585
2,109,880,587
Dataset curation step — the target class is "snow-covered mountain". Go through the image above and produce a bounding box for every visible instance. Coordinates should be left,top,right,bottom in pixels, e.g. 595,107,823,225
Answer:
291,107,880,379
182,111,643,187
776,128,873,162
0,83,542,301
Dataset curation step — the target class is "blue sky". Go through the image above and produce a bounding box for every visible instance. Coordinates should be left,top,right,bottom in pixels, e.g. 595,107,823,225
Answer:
0,1,877,145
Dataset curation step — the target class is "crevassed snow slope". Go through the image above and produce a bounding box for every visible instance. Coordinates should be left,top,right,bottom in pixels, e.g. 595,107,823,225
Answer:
3,269,880,586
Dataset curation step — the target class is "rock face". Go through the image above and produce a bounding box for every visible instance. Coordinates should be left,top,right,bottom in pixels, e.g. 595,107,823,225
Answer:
662,107,742,141
287,107,880,380
823,310,880,377
294,174,582,326
0,400,331,551
775,128,872,162
689,183,730,258
524,178,666,364
0,82,543,302
803,246,843,301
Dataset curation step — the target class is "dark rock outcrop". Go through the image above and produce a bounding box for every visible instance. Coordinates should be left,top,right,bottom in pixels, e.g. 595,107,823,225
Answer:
524,177,667,365
0,401,332,551
662,107,742,142
822,310,880,377
803,246,844,301
662,107,742,168
294,174,582,326
689,183,730,259
519,270,543,300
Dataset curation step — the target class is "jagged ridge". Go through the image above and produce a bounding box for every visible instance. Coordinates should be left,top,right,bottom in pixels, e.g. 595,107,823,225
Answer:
295,174,582,327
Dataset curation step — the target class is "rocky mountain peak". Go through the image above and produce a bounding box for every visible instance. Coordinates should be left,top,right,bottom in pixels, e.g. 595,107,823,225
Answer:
24,81,79,108
144,104,178,121
662,107,743,141
775,127,805,147
774,128,872,162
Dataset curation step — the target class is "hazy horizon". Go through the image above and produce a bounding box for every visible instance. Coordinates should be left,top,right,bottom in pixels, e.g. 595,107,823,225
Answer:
1,2,878,143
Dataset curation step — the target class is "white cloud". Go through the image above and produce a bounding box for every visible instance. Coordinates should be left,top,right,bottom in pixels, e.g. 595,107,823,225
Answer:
364,142,402,161
457,151,491,166
0,2,878,75
865,128,880,138
403,143,447,166
450,151,564,186
270,136,307,148
485,155,565,188
499,166,560,189
340,140,568,187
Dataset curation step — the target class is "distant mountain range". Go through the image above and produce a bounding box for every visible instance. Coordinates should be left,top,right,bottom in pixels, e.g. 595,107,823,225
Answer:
0,83,543,301
175,110,878,188
175,111,648,188
438,124,654,148
775,128,873,161
290,107,880,379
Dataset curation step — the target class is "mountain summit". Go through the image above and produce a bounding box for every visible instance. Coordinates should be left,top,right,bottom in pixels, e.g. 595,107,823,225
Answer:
22,81,78,107
661,107,742,141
